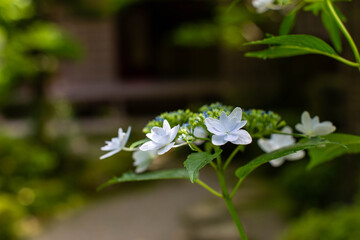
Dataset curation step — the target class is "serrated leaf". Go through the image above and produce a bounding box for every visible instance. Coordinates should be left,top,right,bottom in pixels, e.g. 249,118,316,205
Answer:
184,149,222,183
235,137,330,181
279,11,297,35
322,7,342,52
97,169,189,190
308,133,360,169
246,35,339,60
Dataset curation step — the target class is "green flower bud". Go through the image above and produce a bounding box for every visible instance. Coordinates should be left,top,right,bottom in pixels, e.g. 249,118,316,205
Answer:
243,109,286,138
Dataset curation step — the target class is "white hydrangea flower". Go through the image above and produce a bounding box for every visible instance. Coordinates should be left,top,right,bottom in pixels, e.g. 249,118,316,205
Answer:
100,127,131,160
139,120,180,155
258,126,305,167
295,111,336,137
252,0,281,13
133,150,157,173
204,107,252,146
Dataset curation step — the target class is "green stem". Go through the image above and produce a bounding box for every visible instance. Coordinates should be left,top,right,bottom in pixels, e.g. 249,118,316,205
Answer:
223,195,248,240
217,169,248,240
195,179,222,198
223,145,244,170
188,143,203,152
325,0,360,70
230,178,244,199
329,55,359,68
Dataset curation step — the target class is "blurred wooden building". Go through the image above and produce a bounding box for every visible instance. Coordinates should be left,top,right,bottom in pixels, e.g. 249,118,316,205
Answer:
47,0,360,133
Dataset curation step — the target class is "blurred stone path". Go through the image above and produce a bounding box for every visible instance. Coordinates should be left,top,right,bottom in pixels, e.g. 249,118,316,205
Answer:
34,176,286,240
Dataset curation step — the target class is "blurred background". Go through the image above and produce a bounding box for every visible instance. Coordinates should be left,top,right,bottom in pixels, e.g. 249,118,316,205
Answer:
0,0,360,239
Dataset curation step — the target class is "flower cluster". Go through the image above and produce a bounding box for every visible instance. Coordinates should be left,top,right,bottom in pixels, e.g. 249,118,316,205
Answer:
139,120,179,155
205,107,252,146
100,127,131,160
100,103,336,171
295,111,336,137
258,126,305,167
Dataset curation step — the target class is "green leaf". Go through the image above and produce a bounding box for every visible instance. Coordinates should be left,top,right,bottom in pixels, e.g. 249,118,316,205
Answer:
245,34,339,60
184,149,222,183
279,12,297,35
235,137,330,181
308,133,360,169
322,7,342,52
246,46,314,59
97,168,189,190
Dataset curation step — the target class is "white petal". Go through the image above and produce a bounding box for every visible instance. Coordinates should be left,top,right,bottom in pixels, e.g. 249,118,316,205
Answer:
229,107,242,120
286,150,305,161
295,123,305,134
101,144,116,151
212,135,227,146
133,150,149,163
205,118,226,135
133,150,155,173
281,126,292,134
163,120,171,134
168,125,180,143
301,111,313,132
139,141,160,151
120,127,131,148
257,138,274,153
193,126,208,138
224,133,240,142
219,112,231,131
111,137,120,144
272,132,294,147
100,149,121,160
146,132,168,145
269,158,285,167
151,127,166,136
312,116,320,127
135,163,152,173
157,142,175,155
230,120,247,132
231,130,252,145
313,122,336,136
117,128,124,138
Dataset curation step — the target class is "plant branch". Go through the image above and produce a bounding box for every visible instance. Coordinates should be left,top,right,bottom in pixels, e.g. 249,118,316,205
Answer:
217,167,248,240
325,0,360,70
230,178,244,199
223,145,244,170
195,179,222,198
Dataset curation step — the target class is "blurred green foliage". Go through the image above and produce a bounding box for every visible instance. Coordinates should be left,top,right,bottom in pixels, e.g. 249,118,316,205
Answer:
275,159,358,214
0,134,87,240
0,1,87,240
173,5,265,49
0,135,56,179
0,0,81,106
280,205,360,240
